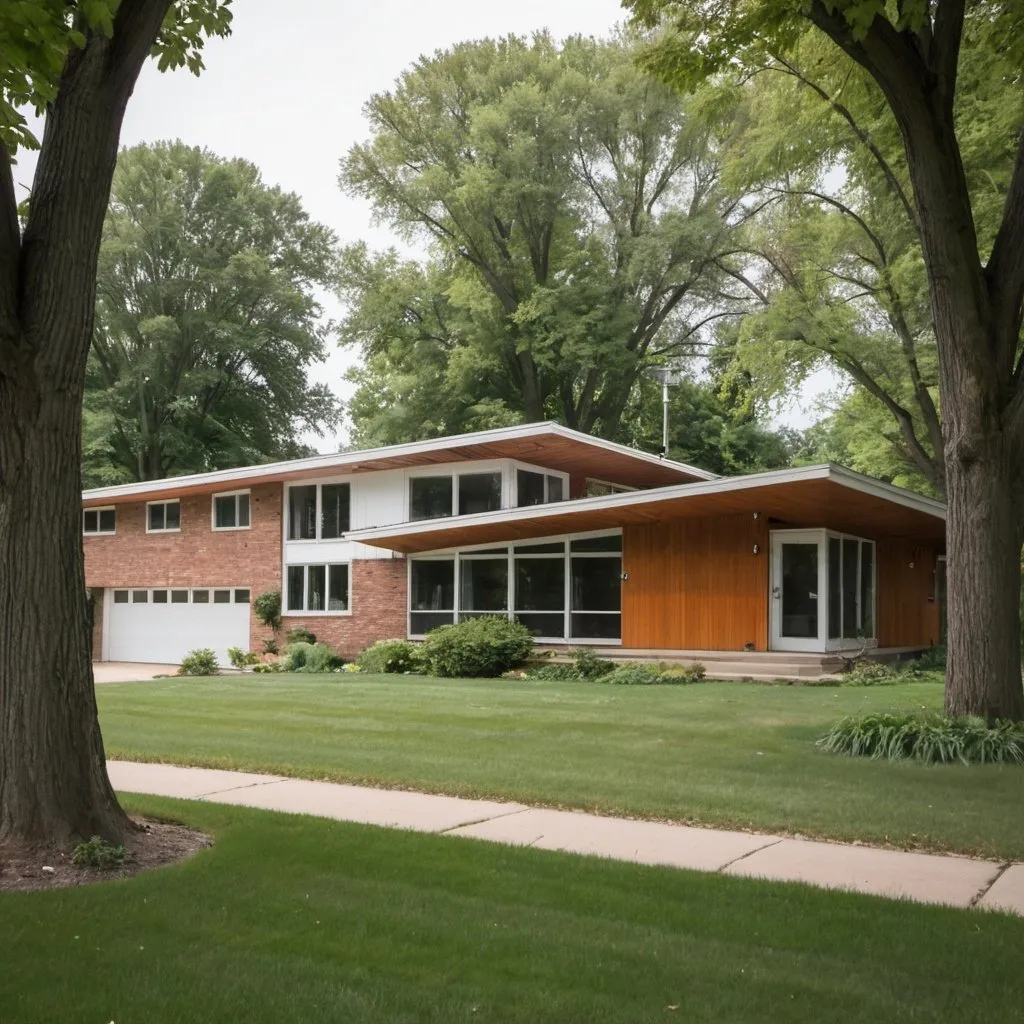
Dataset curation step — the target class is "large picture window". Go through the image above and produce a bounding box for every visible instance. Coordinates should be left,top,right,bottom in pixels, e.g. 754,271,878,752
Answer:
409,533,621,640
286,563,350,613
827,536,876,641
287,483,350,540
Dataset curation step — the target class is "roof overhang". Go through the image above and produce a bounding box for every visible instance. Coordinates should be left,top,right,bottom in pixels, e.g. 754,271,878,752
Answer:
81,422,713,507
346,465,946,554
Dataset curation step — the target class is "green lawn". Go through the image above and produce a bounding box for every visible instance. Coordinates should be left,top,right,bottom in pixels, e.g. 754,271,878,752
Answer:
97,675,1024,860
2,796,1022,1024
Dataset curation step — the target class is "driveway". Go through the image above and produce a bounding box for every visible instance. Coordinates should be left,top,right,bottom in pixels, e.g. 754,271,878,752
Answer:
93,662,179,683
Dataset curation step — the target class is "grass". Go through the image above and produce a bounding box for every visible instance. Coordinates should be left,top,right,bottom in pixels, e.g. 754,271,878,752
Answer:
96,674,1024,860
2,796,1022,1023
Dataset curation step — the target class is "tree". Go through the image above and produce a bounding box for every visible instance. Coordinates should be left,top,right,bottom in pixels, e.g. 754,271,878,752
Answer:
84,141,340,486
621,372,798,473
0,1,231,848
340,31,753,442
630,0,1024,720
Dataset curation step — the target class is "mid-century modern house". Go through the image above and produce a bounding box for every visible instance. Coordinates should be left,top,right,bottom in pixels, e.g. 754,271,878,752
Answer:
82,422,946,666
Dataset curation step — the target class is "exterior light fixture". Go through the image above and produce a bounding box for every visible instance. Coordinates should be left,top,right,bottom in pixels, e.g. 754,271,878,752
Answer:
752,544,760,555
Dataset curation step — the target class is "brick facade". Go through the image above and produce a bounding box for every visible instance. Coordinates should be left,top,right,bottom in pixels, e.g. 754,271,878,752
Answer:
84,483,282,657
282,557,408,660
83,483,408,661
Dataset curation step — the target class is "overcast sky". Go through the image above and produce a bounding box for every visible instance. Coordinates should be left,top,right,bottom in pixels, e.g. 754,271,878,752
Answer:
17,0,834,451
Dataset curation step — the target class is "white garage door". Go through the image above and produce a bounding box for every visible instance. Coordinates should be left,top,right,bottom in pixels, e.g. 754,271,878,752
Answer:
105,586,251,667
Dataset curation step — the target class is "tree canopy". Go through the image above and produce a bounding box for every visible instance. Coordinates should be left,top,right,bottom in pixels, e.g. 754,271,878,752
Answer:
83,141,340,485
339,31,756,441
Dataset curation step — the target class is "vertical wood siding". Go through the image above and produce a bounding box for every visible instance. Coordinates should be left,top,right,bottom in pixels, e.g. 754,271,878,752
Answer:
622,515,770,650
876,540,941,647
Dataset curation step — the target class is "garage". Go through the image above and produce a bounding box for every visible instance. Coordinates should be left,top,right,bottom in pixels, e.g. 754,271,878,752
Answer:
103,586,252,667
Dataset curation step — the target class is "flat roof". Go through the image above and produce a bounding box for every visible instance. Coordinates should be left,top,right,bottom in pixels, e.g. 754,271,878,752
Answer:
346,464,946,553
82,422,714,506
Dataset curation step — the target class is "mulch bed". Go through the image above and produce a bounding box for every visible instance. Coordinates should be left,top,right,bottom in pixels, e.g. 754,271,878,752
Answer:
0,817,211,893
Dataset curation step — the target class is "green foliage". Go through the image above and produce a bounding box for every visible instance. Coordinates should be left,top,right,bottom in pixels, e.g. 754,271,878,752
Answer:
282,642,346,674
419,617,534,678
819,713,1024,765
843,660,900,686
526,662,580,681
227,647,259,670
70,834,126,869
83,141,340,485
179,648,219,676
0,1,232,152
285,627,317,646
358,639,424,675
603,665,668,686
252,663,280,674
571,648,616,680
339,31,745,444
253,591,282,633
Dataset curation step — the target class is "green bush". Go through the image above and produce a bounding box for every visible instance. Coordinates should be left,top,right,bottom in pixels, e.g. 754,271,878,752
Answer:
71,835,126,869
262,637,279,655
253,589,282,632
179,648,219,676
358,639,424,674
843,660,899,685
420,616,533,678
571,648,615,679
286,626,317,646
227,647,260,670
527,662,580,681
603,665,665,686
819,712,1024,765
659,663,707,682
252,662,280,674
282,641,346,673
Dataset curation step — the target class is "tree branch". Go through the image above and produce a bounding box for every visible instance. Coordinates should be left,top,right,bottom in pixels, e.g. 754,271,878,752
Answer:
986,132,1024,378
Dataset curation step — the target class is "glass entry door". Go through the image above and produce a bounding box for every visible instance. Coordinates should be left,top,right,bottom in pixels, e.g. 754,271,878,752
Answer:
771,531,824,652
770,530,878,652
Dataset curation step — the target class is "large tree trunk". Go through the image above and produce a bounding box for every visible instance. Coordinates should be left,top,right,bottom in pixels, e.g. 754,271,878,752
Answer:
0,381,130,844
0,0,175,845
943,431,1024,720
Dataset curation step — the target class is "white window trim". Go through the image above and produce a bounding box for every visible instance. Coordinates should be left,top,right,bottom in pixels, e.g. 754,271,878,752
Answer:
512,461,570,507
284,561,352,616
83,505,117,536
211,489,251,532
407,528,623,643
146,498,182,534
283,481,351,543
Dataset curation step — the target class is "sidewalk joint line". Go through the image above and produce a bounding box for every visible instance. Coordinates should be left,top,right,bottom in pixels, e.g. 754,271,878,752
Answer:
437,807,531,835
196,778,287,798
717,838,785,872
968,862,1012,908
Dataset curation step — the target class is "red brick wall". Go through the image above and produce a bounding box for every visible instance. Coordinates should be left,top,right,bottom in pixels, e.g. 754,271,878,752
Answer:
84,483,283,656
282,557,408,660
84,484,409,660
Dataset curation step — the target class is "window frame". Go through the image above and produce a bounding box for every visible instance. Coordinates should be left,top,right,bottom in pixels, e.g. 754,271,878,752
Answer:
211,489,251,532
283,562,352,616
284,481,351,542
146,499,181,534
513,462,571,508
83,506,117,536
407,529,622,642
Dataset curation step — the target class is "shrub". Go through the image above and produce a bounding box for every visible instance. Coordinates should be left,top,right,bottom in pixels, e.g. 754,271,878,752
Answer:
819,712,1024,765
286,626,317,646
252,663,280,674
526,662,579,681
71,835,126,869
262,637,279,655
571,647,615,679
660,663,707,683
358,639,424,674
843,660,899,685
226,646,260,670
420,616,533,678
603,665,665,686
283,641,346,673
253,589,282,633
179,648,218,676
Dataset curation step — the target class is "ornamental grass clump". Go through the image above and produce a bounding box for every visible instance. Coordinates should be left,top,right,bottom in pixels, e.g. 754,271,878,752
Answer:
819,712,1024,765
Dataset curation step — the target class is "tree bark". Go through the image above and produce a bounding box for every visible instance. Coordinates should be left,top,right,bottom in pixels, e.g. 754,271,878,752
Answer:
0,0,174,845
0,381,128,844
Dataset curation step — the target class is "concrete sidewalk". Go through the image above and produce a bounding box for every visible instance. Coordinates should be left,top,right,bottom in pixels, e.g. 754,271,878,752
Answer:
108,760,1024,917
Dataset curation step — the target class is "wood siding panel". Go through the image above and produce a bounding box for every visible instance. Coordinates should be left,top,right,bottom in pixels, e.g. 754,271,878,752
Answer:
622,515,769,651
877,540,940,647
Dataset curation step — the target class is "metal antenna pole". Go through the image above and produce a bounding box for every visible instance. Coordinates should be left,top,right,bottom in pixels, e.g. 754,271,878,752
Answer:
661,375,669,458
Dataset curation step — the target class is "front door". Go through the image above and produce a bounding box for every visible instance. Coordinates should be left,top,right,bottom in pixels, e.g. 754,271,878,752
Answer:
770,531,825,652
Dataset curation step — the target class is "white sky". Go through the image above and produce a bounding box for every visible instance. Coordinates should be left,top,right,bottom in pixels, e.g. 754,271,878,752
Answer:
16,0,832,451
